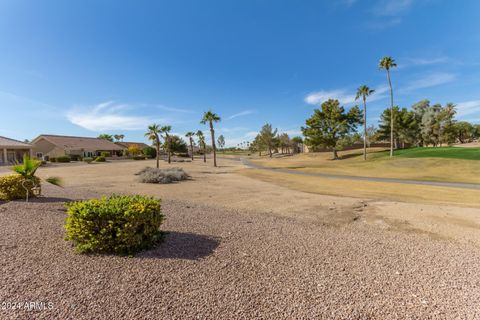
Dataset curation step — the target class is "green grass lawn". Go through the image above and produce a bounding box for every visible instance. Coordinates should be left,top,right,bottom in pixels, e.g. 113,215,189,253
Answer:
379,147,480,160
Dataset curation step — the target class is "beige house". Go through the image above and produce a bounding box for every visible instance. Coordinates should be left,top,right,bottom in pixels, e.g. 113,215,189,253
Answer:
31,134,123,159
115,141,150,151
0,136,33,165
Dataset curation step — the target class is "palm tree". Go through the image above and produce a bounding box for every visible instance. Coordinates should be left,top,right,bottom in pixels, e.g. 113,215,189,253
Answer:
196,130,206,162
355,85,375,160
145,124,161,168
185,132,195,161
200,111,221,167
161,125,172,164
379,56,397,157
119,134,125,141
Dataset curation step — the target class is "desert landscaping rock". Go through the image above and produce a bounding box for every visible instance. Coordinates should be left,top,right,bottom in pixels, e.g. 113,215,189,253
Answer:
1,185,480,319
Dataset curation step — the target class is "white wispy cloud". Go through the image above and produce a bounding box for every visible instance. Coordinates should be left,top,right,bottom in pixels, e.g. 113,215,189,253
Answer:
154,105,195,114
305,89,357,105
403,72,456,91
403,56,449,67
227,110,256,120
218,127,249,133
305,85,389,106
66,101,152,131
455,100,480,119
365,18,402,30
373,0,414,16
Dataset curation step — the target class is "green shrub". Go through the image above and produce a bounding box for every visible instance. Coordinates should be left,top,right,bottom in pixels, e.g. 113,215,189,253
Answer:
94,156,106,162
56,156,71,163
133,155,146,160
83,157,94,163
49,157,57,163
65,195,163,254
143,147,157,159
0,175,41,200
177,153,190,158
70,155,82,161
100,151,110,157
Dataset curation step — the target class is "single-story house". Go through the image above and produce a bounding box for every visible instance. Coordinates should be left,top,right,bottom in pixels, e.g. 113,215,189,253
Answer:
115,141,151,151
31,134,123,160
0,136,33,165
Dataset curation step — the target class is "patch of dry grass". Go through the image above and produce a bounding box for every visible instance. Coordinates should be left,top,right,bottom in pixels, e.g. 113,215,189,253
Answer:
250,148,480,184
238,168,480,207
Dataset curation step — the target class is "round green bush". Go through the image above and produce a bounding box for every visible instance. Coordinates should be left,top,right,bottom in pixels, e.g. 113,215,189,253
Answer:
49,157,57,163
0,175,41,200
65,195,163,254
56,156,71,163
83,157,94,163
133,155,146,160
94,156,106,162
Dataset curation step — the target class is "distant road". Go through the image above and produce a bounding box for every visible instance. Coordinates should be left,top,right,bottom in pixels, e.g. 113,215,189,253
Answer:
240,158,480,191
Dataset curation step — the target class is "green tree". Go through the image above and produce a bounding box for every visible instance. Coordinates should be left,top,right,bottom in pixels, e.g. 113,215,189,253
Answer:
168,136,188,154
160,126,172,163
144,124,161,168
143,146,157,159
302,99,362,159
185,132,195,160
379,56,397,157
355,85,375,160
259,124,278,157
454,121,475,143
438,103,456,146
217,135,226,151
196,130,207,162
277,133,291,154
97,134,113,142
200,111,221,167
291,136,303,153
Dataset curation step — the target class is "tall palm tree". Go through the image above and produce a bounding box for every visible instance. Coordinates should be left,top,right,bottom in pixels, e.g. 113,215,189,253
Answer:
185,132,195,161
196,130,206,163
161,125,172,164
200,111,221,167
379,56,397,157
355,85,375,160
145,124,161,168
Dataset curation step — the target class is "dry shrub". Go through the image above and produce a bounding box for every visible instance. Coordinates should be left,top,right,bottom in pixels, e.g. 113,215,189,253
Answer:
136,167,190,184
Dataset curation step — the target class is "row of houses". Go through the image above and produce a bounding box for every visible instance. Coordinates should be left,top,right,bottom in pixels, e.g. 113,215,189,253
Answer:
0,134,150,165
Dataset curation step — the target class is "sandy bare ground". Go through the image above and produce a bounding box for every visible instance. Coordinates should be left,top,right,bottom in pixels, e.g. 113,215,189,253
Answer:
8,157,479,246
2,183,480,319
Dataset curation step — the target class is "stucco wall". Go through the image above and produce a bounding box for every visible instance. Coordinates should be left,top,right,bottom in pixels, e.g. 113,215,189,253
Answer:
32,139,66,158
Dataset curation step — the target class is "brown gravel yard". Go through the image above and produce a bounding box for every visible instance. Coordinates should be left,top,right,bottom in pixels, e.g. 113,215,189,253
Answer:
1,183,480,319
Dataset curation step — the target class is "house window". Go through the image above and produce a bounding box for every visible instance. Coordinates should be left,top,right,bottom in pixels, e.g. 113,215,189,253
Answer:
36,152,43,159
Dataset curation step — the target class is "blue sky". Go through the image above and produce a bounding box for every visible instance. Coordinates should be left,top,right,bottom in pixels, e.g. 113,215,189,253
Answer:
1,0,479,146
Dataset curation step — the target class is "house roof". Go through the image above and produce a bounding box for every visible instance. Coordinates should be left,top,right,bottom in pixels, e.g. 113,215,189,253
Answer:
32,134,123,151
0,136,32,148
115,141,151,149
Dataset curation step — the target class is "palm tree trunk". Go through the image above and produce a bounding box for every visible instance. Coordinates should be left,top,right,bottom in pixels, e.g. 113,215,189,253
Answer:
387,69,394,157
210,121,217,167
363,96,367,161
203,143,206,162
155,139,160,169
189,138,194,161
167,135,171,164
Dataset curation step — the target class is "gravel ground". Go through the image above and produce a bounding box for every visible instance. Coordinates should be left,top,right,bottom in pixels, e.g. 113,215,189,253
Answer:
1,185,480,319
